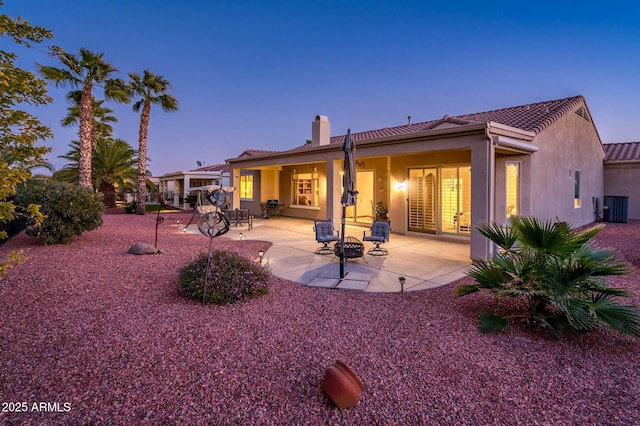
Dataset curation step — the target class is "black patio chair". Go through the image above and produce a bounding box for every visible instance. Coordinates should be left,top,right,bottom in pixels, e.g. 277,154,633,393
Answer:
363,221,391,256
314,219,340,255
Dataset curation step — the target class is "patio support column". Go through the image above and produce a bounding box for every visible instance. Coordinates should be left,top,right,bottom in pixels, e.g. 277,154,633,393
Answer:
172,178,179,208
232,168,241,210
183,177,190,209
470,138,495,261
326,159,342,224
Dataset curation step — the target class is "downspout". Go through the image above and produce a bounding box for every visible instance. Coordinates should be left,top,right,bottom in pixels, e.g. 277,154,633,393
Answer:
485,123,496,254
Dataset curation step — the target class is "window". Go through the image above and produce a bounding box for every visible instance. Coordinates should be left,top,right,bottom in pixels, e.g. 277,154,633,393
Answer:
292,172,318,206
574,170,581,208
240,175,253,200
506,162,520,218
190,179,218,188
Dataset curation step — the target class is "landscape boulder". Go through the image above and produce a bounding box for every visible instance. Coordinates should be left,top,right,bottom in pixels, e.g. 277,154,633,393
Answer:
127,242,164,255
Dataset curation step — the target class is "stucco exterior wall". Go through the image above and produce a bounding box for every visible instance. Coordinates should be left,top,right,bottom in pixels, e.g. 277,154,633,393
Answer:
239,170,262,217
604,163,640,220
528,107,604,227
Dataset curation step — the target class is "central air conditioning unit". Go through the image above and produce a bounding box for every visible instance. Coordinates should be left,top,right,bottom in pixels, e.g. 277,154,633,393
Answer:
603,196,629,223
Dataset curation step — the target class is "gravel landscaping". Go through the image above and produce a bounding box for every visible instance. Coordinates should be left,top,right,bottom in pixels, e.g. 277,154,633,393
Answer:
1,211,639,425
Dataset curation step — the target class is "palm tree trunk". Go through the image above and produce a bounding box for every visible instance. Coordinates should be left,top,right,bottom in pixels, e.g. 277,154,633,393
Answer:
78,84,94,188
99,181,117,208
136,101,150,215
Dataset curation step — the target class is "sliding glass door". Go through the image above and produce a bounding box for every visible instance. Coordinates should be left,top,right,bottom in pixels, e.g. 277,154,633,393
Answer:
408,166,471,236
409,168,437,233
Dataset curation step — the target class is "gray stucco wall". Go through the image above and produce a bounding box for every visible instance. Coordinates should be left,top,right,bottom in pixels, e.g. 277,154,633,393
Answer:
239,170,262,217
604,163,640,220
527,107,604,227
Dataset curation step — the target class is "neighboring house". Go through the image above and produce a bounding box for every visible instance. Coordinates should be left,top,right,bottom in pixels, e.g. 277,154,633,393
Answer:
227,95,606,261
603,142,640,220
158,164,231,209
124,176,159,204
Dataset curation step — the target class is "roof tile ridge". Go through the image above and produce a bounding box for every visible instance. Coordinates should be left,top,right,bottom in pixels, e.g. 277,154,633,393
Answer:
530,95,585,134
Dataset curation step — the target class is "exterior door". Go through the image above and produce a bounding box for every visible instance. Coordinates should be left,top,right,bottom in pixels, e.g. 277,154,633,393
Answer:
408,166,471,235
346,170,375,223
408,168,437,233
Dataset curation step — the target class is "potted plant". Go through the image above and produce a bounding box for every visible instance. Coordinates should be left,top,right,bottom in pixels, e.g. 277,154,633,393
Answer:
374,202,388,221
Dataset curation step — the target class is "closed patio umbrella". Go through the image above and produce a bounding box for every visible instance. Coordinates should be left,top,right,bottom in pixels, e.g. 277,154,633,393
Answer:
339,128,357,279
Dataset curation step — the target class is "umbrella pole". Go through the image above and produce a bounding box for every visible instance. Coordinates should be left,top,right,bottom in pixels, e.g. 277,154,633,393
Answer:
340,204,346,279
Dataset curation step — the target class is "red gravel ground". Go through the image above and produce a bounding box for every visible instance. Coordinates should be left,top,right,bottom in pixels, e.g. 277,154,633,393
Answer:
1,212,639,425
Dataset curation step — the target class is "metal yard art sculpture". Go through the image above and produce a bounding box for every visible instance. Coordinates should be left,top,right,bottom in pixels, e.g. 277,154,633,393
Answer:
183,185,233,305
182,185,232,238
197,187,231,238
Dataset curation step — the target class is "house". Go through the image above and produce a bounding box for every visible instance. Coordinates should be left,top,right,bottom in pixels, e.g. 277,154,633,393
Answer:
226,95,606,261
158,163,231,209
603,141,640,220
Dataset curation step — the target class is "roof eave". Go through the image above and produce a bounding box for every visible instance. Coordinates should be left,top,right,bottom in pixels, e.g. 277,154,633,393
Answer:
604,159,640,165
226,124,491,165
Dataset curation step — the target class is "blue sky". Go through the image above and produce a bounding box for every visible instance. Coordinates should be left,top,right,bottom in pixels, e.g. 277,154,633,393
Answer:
5,0,640,176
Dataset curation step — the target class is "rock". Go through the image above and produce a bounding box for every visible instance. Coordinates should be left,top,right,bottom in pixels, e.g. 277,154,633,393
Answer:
127,242,161,255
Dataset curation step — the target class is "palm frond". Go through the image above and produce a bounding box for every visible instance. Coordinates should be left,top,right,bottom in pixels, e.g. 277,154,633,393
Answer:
454,284,480,297
510,216,579,257
478,312,509,333
554,298,596,332
590,294,640,337
467,259,511,289
477,221,517,251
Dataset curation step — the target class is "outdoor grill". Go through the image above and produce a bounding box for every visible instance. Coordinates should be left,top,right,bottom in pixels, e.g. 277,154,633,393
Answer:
265,199,281,218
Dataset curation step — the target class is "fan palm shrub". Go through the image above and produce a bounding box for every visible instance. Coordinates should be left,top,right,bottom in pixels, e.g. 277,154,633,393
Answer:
456,216,640,337
54,138,143,207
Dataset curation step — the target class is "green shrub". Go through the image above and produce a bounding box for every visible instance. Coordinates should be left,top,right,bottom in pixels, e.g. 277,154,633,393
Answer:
124,200,137,214
456,216,640,337
15,180,105,244
179,250,269,305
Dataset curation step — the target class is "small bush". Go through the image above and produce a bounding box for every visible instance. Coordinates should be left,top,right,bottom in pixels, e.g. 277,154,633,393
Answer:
15,180,105,244
457,216,640,337
179,250,269,305
124,200,137,214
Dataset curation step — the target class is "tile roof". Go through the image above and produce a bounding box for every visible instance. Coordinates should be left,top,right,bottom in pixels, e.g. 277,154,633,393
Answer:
190,163,231,173
603,142,640,161
239,149,280,157
329,95,587,145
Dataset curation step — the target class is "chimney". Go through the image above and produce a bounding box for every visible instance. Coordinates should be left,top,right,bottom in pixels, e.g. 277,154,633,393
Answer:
311,115,330,147
408,115,412,125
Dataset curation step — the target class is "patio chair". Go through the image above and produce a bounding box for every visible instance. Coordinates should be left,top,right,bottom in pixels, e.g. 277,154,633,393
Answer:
314,219,340,255
363,221,391,256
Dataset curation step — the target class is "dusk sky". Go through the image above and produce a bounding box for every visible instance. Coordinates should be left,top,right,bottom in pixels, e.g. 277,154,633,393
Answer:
5,0,640,176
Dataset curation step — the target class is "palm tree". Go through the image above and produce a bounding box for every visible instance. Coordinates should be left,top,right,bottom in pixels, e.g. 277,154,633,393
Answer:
54,137,144,208
61,91,118,145
129,70,178,215
1,153,55,175
456,216,640,337
37,47,130,188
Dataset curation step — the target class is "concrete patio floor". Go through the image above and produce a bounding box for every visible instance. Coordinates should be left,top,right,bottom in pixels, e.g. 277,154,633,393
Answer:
181,216,471,293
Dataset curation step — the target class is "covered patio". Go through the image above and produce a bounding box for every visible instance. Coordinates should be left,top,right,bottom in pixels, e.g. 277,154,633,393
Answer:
182,216,470,292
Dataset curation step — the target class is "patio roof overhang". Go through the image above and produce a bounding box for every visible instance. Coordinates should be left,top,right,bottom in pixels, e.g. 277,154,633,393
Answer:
226,121,538,169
